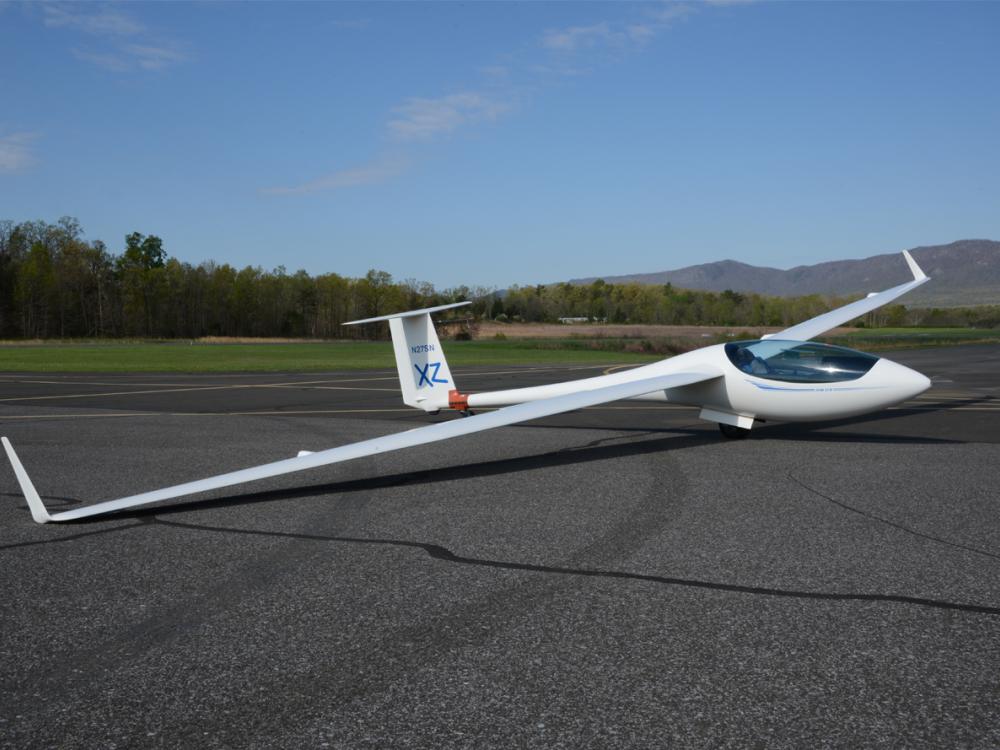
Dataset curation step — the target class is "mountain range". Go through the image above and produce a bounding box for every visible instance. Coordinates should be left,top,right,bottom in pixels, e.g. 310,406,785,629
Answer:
568,240,1000,307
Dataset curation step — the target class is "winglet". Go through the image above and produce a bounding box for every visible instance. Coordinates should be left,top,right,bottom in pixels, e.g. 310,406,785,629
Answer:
902,250,927,281
2,437,52,524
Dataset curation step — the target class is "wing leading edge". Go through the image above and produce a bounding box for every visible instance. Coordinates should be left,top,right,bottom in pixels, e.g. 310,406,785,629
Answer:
768,250,929,342
3,369,721,523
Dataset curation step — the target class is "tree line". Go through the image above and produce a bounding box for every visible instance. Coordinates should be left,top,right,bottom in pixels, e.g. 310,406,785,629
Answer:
501,281,848,328
0,218,486,339
1,218,997,340
500,282,1000,329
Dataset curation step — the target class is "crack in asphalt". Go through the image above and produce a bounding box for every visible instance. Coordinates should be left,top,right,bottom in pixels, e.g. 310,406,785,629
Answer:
152,517,1000,618
788,473,1000,562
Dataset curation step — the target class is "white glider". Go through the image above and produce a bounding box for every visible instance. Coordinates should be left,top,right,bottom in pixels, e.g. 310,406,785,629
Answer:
3,251,931,523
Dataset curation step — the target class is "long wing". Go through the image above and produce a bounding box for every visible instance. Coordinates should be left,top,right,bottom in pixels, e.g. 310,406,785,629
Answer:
3,369,721,523
768,250,929,342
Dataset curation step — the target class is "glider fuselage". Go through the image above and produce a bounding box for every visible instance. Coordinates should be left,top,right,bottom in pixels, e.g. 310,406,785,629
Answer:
465,341,930,424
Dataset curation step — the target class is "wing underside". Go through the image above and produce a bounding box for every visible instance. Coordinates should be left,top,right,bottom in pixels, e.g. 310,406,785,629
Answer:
3,369,721,523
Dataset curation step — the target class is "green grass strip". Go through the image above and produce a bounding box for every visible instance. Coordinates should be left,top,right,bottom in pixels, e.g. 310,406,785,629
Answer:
0,340,659,373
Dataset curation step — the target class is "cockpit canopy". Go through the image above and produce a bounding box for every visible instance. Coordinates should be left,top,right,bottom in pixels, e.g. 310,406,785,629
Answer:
724,340,879,383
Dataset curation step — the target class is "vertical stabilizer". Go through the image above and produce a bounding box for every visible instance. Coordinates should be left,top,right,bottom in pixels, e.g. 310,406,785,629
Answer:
344,301,470,411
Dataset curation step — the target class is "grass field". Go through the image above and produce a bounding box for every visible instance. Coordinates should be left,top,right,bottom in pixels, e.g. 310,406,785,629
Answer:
0,340,660,373
827,327,1000,349
1,327,997,373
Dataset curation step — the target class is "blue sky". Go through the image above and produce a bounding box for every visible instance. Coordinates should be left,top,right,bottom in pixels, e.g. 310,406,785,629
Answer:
2,1,998,289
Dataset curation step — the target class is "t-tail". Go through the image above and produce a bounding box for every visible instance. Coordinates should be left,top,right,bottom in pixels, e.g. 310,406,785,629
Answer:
343,301,470,412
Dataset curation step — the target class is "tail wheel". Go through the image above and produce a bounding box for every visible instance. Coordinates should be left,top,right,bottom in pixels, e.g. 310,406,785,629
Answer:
718,423,751,440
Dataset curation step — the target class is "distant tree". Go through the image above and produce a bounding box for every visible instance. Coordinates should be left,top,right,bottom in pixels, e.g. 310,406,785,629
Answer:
117,232,167,335
16,242,56,337
0,220,20,336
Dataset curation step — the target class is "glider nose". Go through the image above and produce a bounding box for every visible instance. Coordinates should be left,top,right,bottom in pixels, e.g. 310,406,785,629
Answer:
882,359,931,401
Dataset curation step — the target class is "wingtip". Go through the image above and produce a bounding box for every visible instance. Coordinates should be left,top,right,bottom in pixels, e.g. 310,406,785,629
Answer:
902,250,928,281
1,437,52,524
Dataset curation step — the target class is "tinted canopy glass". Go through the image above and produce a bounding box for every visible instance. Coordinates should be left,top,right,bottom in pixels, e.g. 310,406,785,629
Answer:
725,340,878,383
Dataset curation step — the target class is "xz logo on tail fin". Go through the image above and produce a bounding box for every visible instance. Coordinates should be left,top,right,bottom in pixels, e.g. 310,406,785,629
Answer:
415,362,448,387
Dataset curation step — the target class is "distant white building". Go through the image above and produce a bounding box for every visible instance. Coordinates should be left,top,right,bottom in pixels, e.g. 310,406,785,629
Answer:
557,317,590,324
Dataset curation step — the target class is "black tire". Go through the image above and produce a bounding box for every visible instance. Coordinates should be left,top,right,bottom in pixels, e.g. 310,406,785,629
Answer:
718,423,751,439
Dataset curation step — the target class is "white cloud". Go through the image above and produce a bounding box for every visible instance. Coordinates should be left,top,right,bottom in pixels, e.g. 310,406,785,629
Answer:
43,4,144,36
71,48,130,72
650,3,698,23
71,43,187,72
265,92,510,196
40,3,187,72
542,4,695,55
0,131,39,172
542,22,618,52
262,157,409,196
388,93,510,141
125,44,188,71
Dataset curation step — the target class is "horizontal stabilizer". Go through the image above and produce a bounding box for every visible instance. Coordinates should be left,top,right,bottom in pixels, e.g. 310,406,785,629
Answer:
343,301,471,326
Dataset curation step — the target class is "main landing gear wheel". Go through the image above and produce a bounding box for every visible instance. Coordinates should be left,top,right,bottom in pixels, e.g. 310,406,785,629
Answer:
718,423,751,439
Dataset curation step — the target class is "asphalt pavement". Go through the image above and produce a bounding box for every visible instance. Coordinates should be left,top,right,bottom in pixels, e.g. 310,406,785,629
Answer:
1,345,998,748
